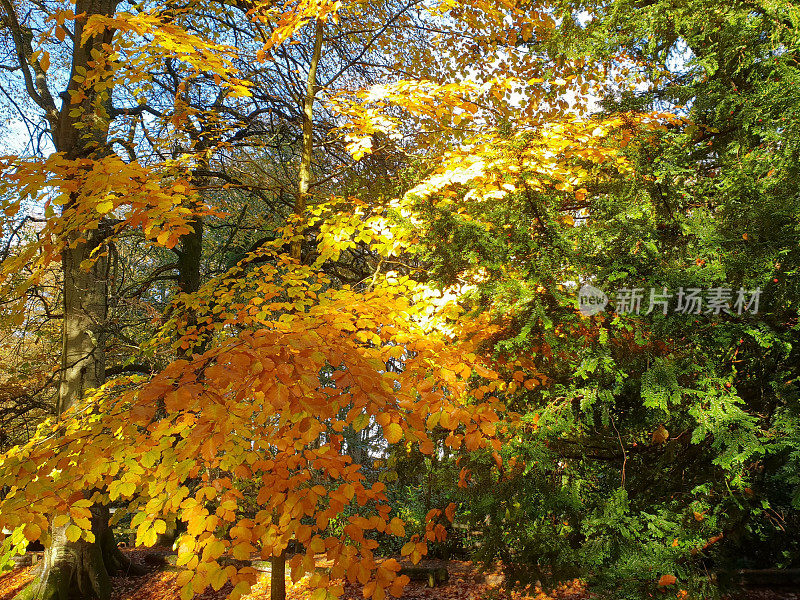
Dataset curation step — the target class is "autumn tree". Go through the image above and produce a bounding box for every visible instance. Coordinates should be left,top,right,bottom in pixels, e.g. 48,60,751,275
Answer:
0,0,151,593
0,1,561,600
0,0,308,596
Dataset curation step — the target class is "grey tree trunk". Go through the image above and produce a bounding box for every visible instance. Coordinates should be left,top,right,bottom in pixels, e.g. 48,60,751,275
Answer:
20,190,141,600
22,225,142,600
17,211,143,600
3,0,143,594
57,228,108,416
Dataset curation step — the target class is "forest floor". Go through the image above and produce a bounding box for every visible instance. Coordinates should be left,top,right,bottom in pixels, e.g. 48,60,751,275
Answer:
1,550,798,600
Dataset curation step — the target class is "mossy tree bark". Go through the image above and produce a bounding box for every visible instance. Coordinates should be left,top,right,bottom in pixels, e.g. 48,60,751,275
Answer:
25,223,144,600
18,506,138,600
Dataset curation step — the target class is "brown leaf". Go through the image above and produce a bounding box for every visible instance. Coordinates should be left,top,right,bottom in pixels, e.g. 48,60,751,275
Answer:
658,574,677,587
651,424,669,444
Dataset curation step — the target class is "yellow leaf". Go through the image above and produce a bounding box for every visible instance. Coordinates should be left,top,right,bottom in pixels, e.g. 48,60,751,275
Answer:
141,528,158,547
312,589,329,600
309,535,325,554
651,424,669,444
384,423,403,444
177,570,193,587
388,517,405,537
204,538,225,560
230,581,250,600
426,413,440,430
53,515,70,528
232,542,253,560
66,525,82,542
209,566,228,591
353,413,370,432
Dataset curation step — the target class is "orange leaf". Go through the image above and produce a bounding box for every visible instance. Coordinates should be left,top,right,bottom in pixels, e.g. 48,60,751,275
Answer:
24,523,42,542
444,503,456,522
658,574,677,587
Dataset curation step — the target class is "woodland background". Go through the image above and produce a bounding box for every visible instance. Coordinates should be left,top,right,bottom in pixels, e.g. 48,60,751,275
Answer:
0,1,799,599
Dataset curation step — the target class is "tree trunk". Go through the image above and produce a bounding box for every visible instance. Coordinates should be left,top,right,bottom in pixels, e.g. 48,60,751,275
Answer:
175,143,209,359
57,229,108,417
20,226,142,600
290,17,323,262
176,211,204,358
18,506,137,600
270,552,286,600
268,20,324,600
9,0,143,593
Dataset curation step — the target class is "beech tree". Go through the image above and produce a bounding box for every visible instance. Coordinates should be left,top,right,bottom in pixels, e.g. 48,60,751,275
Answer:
0,0,152,594
0,0,329,595
0,0,577,599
